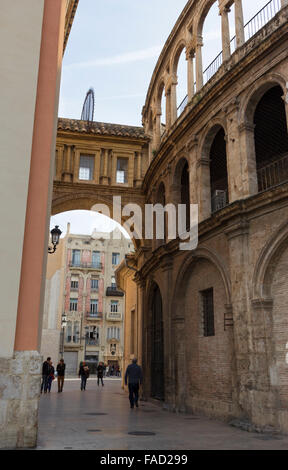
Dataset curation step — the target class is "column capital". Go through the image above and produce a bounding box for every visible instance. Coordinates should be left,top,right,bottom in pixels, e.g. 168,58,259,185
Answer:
238,122,255,134
186,135,198,151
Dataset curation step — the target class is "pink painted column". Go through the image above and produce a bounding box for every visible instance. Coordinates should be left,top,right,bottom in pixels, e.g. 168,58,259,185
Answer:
14,0,66,351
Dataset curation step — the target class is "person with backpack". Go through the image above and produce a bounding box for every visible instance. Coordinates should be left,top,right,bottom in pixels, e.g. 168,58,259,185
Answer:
79,361,90,391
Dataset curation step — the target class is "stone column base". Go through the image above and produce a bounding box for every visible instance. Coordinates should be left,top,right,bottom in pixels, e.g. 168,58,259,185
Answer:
0,351,42,449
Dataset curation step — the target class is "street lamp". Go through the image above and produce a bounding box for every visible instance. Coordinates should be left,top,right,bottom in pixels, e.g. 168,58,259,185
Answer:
48,225,62,254
60,313,67,359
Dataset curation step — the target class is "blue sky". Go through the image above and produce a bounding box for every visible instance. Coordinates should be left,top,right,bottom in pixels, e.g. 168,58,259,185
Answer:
55,0,271,236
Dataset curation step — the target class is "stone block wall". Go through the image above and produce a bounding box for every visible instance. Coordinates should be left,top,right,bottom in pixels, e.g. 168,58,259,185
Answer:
0,351,42,448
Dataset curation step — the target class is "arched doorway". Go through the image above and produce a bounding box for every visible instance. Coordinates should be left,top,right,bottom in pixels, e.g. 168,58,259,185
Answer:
150,283,164,401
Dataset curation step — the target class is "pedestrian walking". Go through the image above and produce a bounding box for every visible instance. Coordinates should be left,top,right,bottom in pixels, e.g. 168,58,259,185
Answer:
41,357,52,394
79,361,90,390
97,362,105,386
47,361,55,393
56,358,66,393
124,358,143,409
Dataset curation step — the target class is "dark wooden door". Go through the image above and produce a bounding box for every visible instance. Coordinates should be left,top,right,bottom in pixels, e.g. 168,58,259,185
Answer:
151,285,164,400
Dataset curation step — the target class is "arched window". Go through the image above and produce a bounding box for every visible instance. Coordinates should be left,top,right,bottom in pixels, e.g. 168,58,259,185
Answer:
174,47,188,116
254,85,288,192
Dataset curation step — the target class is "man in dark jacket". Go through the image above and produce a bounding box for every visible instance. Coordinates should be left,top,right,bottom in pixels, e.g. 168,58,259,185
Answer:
125,358,143,409
97,362,105,387
56,358,66,393
79,361,90,391
41,357,51,394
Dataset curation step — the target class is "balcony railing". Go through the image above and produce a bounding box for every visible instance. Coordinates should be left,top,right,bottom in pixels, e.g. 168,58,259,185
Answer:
69,262,102,270
177,0,282,116
107,311,122,320
86,311,103,319
257,154,288,192
211,189,228,214
106,286,124,297
204,0,281,85
86,338,100,346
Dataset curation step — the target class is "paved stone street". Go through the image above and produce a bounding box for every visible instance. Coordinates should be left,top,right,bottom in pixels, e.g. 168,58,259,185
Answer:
37,378,288,450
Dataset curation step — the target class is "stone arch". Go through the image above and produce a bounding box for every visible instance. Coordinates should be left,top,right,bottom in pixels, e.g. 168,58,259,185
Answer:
198,119,229,216
51,193,144,250
240,73,287,127
195,0,218,37
252,221,288,301
240,73,288,194
171,244,234,415
172,245,232,310
171,39,187,76
156,78,166,113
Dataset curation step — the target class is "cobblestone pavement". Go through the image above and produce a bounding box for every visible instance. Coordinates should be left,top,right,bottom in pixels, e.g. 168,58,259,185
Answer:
37,378,288,450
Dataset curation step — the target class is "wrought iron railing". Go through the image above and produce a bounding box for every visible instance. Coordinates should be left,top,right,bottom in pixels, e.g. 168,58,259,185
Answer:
86,311,103,319
257,154,288,192
86,338,100,346
211,189,228,213
176,0,282,116
203,0,281,85
69,262,102,270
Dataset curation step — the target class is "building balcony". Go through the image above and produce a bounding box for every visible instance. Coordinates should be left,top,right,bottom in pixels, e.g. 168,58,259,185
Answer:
106,311,122,321
211,189,228,214
257,154,288,193
106,286,124,297
86,311,103,320
69,262,102,271
85,338,100,346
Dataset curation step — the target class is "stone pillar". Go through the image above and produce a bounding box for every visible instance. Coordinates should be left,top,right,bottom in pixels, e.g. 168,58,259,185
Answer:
220,7,231,62
160,256,175,410
224,100,244,202
135,152,142,188
195,36,203,91
62,144,74,182
170,78,178,125
196,155,211,222
225,219,253,421
186,49,195,101
234,0,245,48
238,122,258,197
187,136,199,205
154,112,162,149
101,148,109,185
165,88,171,129
9,0,67,449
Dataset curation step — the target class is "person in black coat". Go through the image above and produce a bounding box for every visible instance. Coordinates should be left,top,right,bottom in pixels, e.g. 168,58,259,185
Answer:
125,358,143,409
97,362,105,387
56,359,66,393
41,357,51,394
79,361,90,390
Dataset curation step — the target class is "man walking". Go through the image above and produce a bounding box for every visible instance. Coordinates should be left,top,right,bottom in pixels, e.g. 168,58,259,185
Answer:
56,358,66,393
125,358,143,409
41,357,51,394
97,362,105,387
79,361,90,391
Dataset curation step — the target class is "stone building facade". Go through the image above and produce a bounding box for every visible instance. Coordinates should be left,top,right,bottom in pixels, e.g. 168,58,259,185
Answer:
134,0,288,433
42,226,133,375
50,0,288,435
